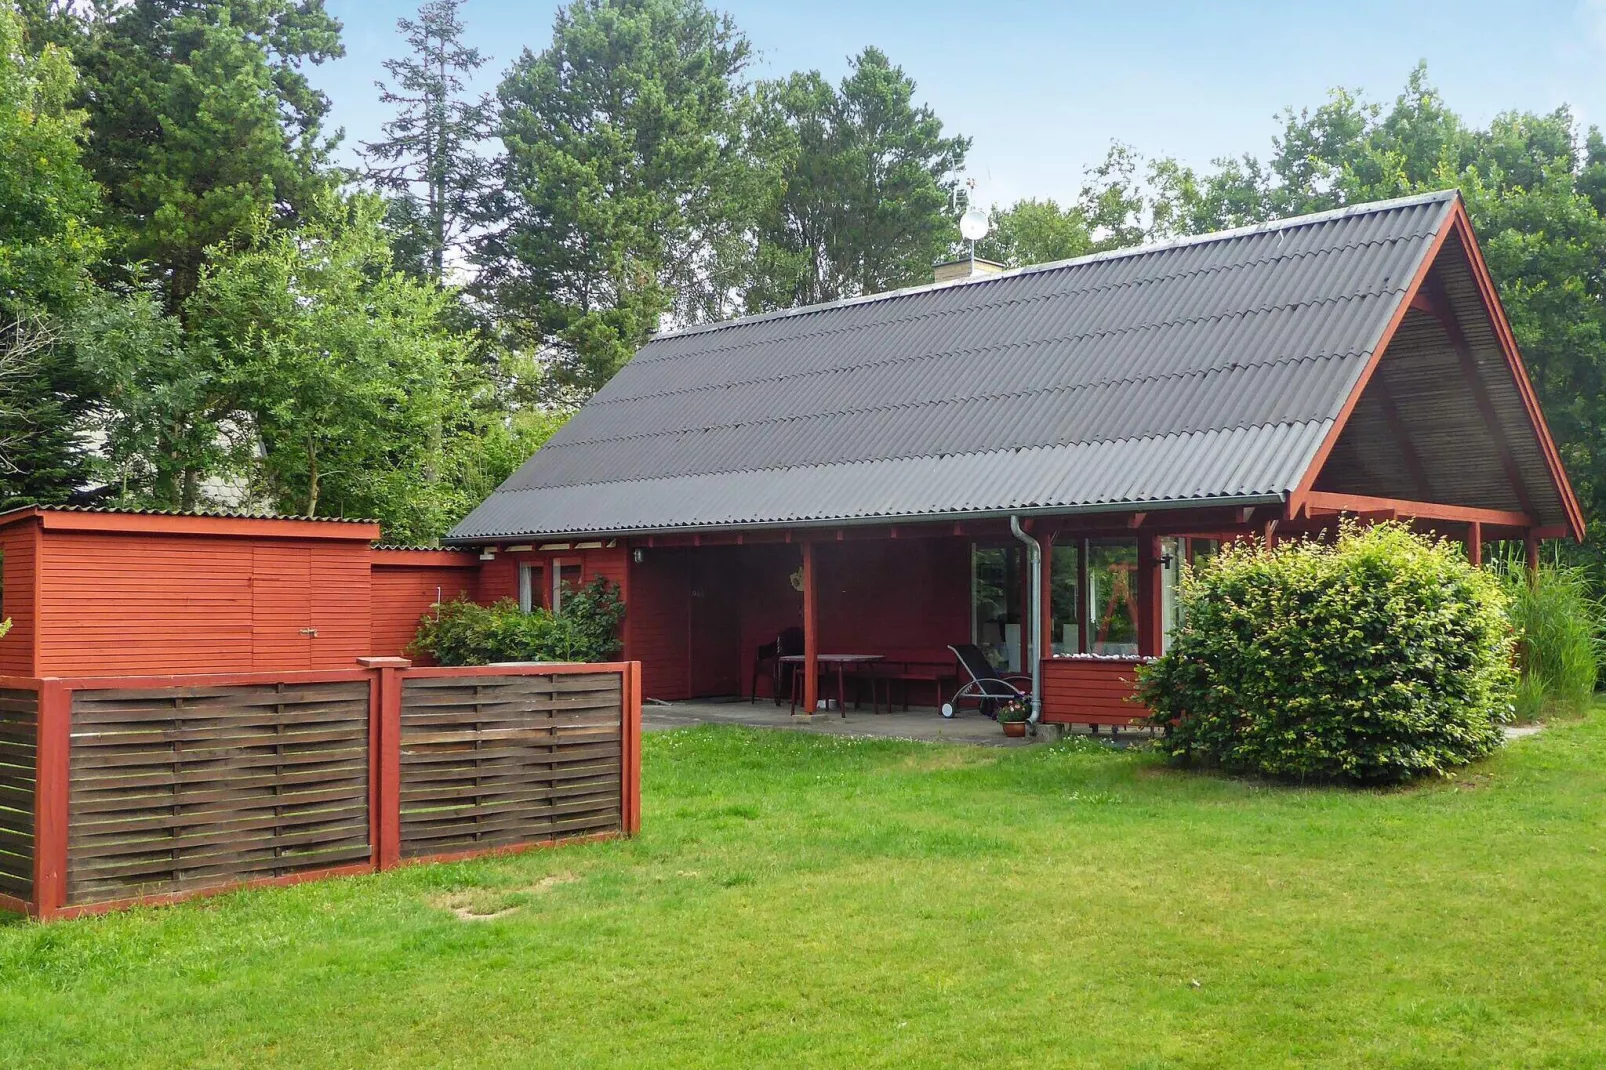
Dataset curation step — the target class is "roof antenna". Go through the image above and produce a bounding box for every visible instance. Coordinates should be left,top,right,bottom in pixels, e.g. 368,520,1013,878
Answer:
959,177,990,265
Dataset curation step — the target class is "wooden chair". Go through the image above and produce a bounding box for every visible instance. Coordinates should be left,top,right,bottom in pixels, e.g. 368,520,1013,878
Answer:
750,626,804,704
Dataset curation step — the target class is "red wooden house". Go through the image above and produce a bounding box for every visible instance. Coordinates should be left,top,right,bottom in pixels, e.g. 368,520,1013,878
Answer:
445,191,1583,725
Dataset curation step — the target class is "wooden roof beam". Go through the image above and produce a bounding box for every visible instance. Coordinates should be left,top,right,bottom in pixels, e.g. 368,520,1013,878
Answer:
1415,273,1537,520
1302,491,1531,529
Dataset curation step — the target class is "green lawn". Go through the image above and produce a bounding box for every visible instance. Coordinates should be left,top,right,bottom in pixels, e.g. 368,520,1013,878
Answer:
3,718,1606,1069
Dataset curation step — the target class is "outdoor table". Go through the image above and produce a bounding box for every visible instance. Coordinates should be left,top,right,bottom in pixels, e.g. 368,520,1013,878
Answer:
780,654,883,716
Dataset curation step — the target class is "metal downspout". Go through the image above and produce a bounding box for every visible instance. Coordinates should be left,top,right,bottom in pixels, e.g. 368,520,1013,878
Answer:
1009,515,1043,725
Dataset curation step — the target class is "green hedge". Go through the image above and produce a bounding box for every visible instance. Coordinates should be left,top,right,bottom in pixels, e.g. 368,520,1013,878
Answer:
1138,523,1514,783
411,578,626,665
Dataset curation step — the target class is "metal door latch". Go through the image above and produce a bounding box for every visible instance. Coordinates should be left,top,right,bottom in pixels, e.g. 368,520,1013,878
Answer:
299,627,319,637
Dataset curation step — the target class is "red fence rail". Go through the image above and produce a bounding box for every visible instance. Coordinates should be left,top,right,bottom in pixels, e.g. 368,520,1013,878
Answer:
0,660,641,921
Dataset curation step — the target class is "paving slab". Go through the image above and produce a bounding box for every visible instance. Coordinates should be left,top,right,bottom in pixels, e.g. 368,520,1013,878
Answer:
642,698,1159,747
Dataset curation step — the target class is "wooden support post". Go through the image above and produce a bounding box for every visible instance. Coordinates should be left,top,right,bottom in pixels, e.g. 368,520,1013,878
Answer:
623,660,642,836
1466,520,1482,567
801,541,818,714
358,656,410,870
1525,531,1540,576
33,679,70,920
1136,536,1163,658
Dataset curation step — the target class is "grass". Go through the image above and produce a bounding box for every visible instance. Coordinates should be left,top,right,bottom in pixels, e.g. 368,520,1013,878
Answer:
3,718,1606,1069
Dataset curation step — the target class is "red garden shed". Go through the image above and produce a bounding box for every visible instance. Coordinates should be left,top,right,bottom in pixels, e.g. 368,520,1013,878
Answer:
0,508,484,675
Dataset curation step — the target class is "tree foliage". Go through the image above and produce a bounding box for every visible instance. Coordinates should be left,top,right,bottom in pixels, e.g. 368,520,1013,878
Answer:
66,0,344,311
0,0,101,506
743,49,968,311
476,0,753,398
362,0,494,282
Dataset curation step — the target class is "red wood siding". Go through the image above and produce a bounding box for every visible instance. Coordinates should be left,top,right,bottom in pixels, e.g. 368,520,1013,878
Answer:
370,552,479,662
309,545,373,669
1040,657,1150,726
251,544,312,670
621,538,972,704
627,549,691,701
32,529,373,676
814,538,970,663
477,545,628,606
0,521,39,676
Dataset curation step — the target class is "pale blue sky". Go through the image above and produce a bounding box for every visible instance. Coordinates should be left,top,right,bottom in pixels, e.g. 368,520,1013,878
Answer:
318,0,1606,207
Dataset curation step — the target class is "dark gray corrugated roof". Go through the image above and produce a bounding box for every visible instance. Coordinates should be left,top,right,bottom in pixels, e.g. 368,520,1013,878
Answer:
449,190,1458,542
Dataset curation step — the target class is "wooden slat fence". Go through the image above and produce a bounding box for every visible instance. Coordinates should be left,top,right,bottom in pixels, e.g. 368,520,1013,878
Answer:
399,672,625,859
66,681,372,906
0,661,640,920
0,685,38,907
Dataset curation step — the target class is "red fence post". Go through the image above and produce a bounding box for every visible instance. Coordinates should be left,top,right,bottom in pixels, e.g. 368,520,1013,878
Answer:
622,661,642,836
358,657,409,870
33,679,70,920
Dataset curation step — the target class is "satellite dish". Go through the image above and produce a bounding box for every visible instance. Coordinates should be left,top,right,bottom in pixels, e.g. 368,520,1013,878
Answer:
960,205,990,242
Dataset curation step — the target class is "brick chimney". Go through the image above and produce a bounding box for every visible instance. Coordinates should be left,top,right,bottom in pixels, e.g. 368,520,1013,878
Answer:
932,256,1007,284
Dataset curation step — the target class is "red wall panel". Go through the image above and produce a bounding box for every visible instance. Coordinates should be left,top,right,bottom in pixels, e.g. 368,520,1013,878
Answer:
1040,658,1149,726
814,538,970,662
0,521,39,676
626,549,690,701
370,554,479,662
33,529,374,676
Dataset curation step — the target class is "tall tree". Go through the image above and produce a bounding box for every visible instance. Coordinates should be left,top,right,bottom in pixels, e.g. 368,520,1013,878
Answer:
975,198,1091,267
743,49,968,311
69,0,344,314
362,0,494,282
193,193,479,535
477,0,753,399
0,0,102,506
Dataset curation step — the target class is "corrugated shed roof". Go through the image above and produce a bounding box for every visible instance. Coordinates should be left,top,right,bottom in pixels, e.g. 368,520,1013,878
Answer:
0,504,378,525
450,191,1458,542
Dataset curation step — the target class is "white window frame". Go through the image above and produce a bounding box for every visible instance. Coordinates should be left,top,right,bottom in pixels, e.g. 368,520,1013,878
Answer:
518,563,539,613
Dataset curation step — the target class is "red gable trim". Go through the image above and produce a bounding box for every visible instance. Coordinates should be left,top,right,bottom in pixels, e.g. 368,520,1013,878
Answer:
1287,200,1457,518
1441,200,1586,541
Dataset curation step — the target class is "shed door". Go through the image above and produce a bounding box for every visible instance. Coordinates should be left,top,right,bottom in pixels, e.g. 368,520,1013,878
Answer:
251,546,313,670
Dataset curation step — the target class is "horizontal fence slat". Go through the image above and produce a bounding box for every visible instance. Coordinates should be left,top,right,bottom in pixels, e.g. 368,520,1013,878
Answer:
0,689,36,908
398,673,623,860
66,681,372,907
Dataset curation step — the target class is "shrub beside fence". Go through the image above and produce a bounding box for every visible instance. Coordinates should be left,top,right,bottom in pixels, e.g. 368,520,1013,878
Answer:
0,660,641,921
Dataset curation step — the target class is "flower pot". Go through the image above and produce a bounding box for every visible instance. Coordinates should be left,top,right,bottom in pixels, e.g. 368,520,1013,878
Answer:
1002,720,1027,738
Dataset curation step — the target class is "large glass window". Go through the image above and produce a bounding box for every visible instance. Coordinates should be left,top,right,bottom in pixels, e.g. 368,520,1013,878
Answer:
1048,541,1081,655
552,561,583,611
1086,540,1139,656
971,544,1021,671
518,564,543,613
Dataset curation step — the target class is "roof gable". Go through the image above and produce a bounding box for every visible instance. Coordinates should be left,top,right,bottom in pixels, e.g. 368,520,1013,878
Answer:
451,192,1462,541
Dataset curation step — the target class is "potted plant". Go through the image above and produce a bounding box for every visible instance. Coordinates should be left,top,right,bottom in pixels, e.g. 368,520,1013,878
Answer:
997,697,1031,737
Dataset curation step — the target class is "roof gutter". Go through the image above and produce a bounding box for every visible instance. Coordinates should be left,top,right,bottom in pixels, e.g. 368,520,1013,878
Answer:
442,492,1288,547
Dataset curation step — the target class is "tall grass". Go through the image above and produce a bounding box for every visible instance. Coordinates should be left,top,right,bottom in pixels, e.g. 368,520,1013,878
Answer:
1498,560,1603,721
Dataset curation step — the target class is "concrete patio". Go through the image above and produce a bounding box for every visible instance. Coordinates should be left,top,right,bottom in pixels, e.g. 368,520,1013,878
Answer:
641,697,1158,746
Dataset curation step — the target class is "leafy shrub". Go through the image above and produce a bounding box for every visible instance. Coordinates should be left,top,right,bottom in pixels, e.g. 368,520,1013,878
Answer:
412,577,626,665
1137,523,1515,783
1498,561,1601,721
